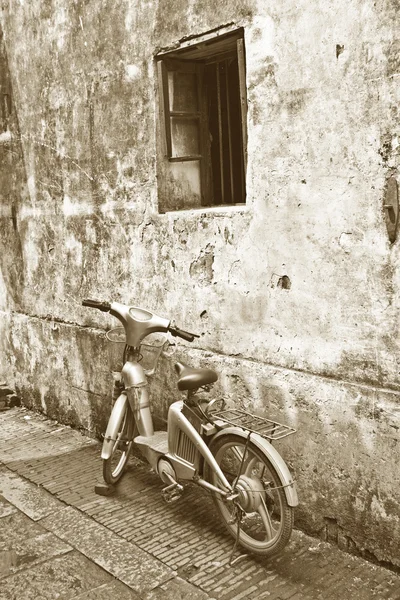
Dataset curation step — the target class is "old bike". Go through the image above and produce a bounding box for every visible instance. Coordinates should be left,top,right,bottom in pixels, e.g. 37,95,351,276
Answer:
82,298,298,558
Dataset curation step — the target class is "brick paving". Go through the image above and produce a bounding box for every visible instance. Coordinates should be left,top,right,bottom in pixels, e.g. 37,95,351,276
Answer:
1,406,400,599
0,492,142,599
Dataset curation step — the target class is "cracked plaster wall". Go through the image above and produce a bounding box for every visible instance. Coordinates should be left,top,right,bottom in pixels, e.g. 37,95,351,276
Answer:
0,0,400,565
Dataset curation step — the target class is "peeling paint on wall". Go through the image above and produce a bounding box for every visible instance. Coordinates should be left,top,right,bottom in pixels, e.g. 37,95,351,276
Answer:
189,244,214,286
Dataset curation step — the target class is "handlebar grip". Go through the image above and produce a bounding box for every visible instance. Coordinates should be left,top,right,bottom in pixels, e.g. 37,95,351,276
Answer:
169,326,199,342
82,299,111,312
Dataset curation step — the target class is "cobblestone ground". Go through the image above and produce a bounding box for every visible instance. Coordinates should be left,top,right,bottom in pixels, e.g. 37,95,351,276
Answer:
1,407,400,599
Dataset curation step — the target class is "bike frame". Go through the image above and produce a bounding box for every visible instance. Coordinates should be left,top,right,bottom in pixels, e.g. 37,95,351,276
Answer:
99,301,298,507
104,359,233,493
102,358,298,506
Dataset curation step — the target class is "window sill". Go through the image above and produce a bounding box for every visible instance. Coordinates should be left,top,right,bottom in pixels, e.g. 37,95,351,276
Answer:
158,203,249,217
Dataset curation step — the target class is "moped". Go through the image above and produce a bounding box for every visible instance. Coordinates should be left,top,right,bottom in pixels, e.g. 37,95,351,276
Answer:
82,298,298,558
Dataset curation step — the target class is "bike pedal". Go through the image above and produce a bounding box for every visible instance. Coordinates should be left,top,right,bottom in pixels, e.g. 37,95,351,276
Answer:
162,490,182,503
95,483,115,496
161,483,183,504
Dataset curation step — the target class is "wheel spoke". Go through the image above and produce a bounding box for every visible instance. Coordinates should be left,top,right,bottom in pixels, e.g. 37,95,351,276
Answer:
257,496,276,540
244,456,258,477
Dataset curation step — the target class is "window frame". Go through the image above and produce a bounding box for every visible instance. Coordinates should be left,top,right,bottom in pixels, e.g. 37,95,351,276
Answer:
156,29,247,212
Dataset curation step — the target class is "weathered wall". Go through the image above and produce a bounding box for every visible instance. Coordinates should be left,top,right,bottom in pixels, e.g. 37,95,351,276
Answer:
1,0,399,565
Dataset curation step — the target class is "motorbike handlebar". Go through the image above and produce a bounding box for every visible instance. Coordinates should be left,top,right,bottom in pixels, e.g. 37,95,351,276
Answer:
82,299,199,342
169,325,199,343
82,299,111,312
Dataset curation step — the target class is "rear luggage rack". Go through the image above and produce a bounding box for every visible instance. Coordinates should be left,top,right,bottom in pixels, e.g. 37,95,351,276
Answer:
211,409,296,441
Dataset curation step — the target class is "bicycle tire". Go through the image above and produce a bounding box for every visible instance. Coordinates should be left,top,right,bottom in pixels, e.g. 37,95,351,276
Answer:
103,399,135,485
206,433,294,556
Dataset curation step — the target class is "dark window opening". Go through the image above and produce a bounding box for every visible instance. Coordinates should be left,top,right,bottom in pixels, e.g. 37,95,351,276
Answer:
205,56,244,205
156,30,247,212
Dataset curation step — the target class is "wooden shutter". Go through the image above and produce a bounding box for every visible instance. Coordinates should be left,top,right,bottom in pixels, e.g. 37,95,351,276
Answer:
158,59,204,162
158,58,210,207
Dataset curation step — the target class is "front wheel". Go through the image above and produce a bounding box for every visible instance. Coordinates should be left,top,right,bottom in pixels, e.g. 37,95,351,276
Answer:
103,400,135,485
206,434,294,557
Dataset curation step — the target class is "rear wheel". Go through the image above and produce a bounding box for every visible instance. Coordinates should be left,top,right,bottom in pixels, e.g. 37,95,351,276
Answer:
103,400,135,485
207,434,294,556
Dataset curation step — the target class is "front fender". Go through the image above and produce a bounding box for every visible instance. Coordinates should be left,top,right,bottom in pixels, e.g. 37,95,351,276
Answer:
210,427,298,507
101,393,128,460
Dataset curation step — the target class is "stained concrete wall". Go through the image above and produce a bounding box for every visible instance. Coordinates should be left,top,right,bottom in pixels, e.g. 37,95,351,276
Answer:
1,0,399,566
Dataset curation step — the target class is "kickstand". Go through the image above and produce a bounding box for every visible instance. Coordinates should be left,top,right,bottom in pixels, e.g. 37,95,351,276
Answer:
94,483,115,496
228,512,247,567
229,552,247,567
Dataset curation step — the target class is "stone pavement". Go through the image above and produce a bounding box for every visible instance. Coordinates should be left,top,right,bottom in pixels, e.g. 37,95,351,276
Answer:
0,407,399,600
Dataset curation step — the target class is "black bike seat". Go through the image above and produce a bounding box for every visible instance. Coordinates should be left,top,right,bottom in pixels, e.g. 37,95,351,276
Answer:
174,361,218,391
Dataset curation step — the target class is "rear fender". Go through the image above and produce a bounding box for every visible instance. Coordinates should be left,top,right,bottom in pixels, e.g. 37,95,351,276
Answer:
101,393,128,460
210,427,298,507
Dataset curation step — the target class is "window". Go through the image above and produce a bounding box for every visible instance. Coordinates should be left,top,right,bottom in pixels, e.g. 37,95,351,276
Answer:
156,29,247,212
